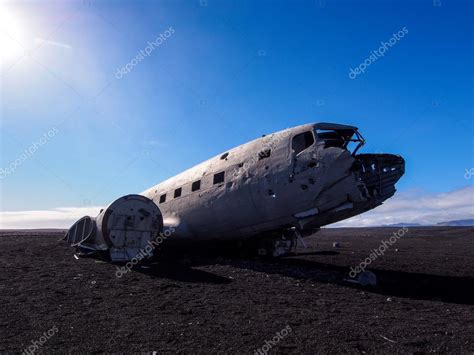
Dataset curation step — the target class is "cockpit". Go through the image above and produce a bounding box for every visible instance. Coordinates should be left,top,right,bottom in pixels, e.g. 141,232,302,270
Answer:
313,123,365,156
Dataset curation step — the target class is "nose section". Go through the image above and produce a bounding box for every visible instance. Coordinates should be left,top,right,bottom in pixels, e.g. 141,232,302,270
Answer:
355,153,405,203
295,149,405,230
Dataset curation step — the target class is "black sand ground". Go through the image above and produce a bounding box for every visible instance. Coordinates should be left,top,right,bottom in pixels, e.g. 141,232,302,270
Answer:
1,227,473,354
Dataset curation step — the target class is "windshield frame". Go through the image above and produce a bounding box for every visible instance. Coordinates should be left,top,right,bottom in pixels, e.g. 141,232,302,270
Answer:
314,127,365,156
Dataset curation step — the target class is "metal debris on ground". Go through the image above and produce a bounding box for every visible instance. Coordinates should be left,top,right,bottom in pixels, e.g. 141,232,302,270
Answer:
380,335,396,343
344,271,377,286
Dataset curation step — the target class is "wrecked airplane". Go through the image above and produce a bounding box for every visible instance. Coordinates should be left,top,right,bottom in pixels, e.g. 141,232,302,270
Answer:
65,122,405,261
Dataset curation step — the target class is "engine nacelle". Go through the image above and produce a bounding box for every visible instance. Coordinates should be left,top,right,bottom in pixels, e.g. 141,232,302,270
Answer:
65,194,163,262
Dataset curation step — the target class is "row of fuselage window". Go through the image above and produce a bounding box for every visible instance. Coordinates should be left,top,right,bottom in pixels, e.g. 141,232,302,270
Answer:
158,170,225,204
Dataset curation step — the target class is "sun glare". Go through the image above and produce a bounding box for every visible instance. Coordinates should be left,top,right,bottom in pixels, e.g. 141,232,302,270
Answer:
0,4,26,62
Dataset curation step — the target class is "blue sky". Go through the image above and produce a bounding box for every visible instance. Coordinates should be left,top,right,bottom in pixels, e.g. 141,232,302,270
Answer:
0,0,473,227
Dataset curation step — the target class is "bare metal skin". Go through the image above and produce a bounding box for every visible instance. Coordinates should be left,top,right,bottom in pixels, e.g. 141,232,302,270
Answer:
65,122,404,261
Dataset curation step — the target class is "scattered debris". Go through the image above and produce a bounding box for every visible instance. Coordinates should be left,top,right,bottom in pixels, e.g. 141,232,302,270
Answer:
358,271,377,286
380,335,396,343
344,271,377,286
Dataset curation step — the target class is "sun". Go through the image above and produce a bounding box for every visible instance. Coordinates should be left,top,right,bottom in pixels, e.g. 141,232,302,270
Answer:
0,3,26,62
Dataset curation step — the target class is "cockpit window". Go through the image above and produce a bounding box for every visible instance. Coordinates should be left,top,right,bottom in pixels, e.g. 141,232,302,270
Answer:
316,130,346,148
292,131,315,155
315,128,365,155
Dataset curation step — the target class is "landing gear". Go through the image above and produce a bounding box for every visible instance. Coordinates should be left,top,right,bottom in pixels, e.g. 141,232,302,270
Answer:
252,228,304,257
257,238,294,257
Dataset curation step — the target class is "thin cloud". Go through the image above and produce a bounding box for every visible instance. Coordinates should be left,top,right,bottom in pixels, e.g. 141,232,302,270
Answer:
332,185,474,227
0,206,102,229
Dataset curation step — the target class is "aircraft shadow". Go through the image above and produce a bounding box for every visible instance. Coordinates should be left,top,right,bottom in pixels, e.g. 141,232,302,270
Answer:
132,261,232,285
193,255,474,305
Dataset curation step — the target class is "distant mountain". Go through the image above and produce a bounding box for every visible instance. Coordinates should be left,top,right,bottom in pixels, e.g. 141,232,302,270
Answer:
379,220,474,227
386,223,422,227
436,219,474,227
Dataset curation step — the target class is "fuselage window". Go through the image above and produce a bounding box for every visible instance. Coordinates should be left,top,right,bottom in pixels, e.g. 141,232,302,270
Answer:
292,131,315,155
159,194,166,203
213,171,225,185
192,180,201,191
174,188,182,198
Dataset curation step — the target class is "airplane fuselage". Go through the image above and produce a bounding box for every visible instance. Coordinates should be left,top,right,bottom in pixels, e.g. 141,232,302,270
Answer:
65,122,405,261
